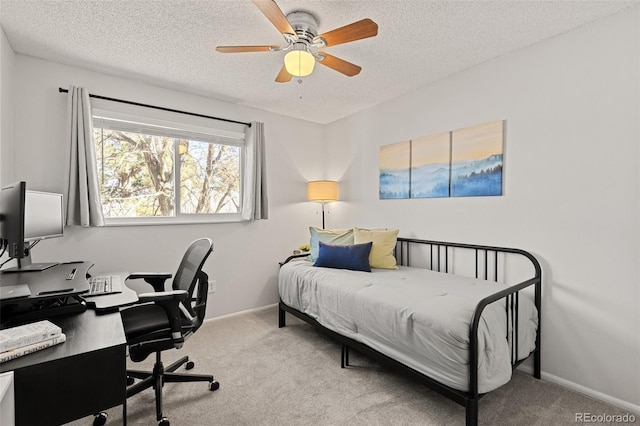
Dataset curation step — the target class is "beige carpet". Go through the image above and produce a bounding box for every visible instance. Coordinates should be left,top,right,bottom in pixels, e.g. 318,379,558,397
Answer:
67,305,633,426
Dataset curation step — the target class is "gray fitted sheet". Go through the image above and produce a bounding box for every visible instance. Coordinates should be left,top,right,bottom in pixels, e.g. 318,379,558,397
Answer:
278,261,538,393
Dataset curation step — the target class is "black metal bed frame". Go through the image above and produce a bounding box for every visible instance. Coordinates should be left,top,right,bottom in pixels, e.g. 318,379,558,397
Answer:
278,237,542,426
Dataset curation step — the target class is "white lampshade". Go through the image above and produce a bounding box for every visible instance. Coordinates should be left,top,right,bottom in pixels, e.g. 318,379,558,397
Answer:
307,180,339,202
284,48,315,77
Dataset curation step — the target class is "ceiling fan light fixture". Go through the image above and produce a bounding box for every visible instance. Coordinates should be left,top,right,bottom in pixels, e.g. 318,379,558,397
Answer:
216,2,378,82
284,46,315,77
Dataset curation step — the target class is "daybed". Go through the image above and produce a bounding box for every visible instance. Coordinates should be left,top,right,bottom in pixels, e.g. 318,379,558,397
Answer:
278,232,541,426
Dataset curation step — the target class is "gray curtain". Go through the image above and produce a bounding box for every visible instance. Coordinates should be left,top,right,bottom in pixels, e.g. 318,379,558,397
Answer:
65,86,105,227
241,121,269,220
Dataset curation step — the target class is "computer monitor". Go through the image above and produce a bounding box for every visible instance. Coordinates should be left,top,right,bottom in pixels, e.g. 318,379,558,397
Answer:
0,181,64,272
0,182,26,259
25,190,64,242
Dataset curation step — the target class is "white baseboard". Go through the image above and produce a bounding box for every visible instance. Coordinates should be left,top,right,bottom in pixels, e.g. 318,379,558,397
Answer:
204,303,278,323
518,365,640,415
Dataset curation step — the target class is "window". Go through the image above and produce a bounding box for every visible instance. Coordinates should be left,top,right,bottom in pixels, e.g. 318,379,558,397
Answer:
92,104,246,224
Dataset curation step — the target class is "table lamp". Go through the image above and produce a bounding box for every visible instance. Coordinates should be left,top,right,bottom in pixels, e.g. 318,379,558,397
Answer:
307,180,338,229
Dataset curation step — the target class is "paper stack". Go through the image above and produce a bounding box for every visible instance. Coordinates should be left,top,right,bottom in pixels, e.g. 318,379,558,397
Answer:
0,320,66,363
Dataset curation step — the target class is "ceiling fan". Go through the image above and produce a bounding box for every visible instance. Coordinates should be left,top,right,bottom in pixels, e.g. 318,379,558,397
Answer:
216,0,378,83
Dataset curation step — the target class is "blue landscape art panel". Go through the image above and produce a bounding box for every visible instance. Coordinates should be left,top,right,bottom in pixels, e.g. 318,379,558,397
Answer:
451,121,504,197
411,132,451,198
379,120,504,200
379,140,410,199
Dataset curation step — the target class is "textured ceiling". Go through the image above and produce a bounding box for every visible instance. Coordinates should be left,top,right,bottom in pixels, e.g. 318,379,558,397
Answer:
0,0,637,124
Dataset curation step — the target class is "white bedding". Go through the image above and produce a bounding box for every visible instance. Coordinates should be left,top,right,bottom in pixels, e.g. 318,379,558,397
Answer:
278,261,538,393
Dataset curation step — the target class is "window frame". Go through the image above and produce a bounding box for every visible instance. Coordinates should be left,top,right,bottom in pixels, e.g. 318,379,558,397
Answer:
91,100,247,226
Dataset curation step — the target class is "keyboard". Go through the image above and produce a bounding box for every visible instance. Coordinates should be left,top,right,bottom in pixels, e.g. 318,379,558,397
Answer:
85,275,123,297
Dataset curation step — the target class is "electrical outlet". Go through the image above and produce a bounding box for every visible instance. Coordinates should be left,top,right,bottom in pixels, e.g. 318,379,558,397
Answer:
208,279,216,293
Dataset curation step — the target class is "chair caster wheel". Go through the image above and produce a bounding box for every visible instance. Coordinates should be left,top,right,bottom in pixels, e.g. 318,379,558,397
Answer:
126,376,135,385
186,361,195,370
210,380,220,391
158,417,170,426
93,412,107,426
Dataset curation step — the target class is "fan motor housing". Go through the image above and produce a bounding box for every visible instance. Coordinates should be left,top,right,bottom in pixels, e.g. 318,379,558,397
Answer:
286,11,319,43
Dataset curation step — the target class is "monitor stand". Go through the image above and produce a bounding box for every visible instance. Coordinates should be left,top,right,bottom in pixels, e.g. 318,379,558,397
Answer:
1,253,58,273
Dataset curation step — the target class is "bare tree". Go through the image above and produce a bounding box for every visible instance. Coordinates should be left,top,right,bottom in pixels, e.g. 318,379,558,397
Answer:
95,128,240,218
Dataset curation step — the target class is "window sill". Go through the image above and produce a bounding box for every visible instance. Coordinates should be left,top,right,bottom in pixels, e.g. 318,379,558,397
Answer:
103,215,244,227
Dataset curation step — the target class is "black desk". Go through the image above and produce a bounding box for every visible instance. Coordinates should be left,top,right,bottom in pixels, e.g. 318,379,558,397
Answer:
0,261,91,297
0,262,92,325
0,263,138,425
0,310,126,425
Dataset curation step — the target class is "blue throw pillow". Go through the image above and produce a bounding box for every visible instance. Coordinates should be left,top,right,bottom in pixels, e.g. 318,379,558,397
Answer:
313,241,373,272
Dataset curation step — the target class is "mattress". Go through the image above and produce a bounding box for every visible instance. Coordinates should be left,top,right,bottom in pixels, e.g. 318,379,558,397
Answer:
278,261,538,393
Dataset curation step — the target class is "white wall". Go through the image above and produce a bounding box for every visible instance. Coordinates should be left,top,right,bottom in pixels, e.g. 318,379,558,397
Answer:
325,7,640,413
0,26,15,184
3,54,326,318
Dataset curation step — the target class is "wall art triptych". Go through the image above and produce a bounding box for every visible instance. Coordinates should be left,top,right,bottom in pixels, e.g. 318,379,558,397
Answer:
379,120,504,199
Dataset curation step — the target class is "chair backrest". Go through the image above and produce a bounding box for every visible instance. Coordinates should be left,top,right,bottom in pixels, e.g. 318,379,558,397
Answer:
173,238,213,328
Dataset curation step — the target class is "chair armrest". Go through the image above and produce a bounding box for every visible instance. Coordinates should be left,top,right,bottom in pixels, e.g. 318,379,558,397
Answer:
128,272,173,292
136,289,189,348
138,290,188,303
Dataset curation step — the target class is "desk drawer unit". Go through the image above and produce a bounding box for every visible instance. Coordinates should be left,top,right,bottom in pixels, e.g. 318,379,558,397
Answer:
1,311,127,425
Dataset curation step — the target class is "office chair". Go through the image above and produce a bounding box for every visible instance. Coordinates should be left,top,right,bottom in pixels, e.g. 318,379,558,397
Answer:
118,238,218,426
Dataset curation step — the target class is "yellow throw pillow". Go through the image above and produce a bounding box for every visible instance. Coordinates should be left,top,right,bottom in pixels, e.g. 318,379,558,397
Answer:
353,227,399,269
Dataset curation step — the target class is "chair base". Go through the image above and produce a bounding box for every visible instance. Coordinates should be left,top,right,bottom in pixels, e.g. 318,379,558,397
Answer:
127,352,218,424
